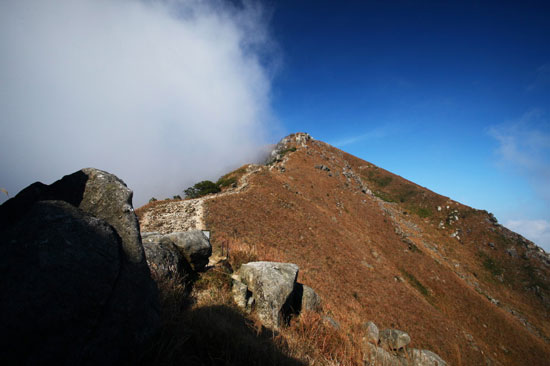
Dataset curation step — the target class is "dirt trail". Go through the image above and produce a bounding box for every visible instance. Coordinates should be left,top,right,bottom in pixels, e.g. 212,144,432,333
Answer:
138,165,262,234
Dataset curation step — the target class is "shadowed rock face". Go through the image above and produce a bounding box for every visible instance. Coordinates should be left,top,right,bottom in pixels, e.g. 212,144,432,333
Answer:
0,168,159,365
141,230,212,280
165,230,212,271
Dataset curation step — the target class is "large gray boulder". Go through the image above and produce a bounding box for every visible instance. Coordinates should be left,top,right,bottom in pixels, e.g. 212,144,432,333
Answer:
165,230,212,271
141,230,211,276
0,169,159,365
142,232,191,280
380,329,411,350
235,261,299,328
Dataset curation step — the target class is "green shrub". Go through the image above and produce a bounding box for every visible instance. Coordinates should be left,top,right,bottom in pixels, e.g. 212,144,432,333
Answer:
373,191,395,202
217,176,238,188
280,147,297,156
412,207,432,218
401,269,429,297
483,257,503,276
184,180,221,198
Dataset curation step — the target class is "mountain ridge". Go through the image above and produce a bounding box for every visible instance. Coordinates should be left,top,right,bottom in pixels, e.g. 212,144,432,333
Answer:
138,132,550,365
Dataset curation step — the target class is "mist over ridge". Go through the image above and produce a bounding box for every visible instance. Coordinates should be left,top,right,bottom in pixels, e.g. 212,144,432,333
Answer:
0,0,279,206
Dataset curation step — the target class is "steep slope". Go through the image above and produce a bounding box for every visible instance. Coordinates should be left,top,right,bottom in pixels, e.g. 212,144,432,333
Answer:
139,133,550,365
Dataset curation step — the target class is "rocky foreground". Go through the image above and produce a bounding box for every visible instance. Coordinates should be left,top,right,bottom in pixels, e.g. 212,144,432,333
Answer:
2,133,549,365
0,166,448,366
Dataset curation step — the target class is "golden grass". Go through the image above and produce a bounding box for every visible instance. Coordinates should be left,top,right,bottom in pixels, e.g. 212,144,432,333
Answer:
133,263,365,366
137,136,550,366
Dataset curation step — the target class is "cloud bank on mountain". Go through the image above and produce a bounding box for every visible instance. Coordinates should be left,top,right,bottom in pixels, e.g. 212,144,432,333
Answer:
0,0,278,205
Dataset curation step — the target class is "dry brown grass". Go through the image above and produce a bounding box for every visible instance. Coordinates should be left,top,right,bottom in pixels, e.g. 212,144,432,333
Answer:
133,263,365,366
201,139,550,366
137,136,550,366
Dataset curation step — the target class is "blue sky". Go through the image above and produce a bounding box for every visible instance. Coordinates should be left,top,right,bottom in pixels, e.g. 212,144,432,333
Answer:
1,0,548,249
266,0,550,250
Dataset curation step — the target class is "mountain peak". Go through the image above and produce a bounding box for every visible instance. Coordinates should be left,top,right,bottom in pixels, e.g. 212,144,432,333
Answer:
138,134,550,365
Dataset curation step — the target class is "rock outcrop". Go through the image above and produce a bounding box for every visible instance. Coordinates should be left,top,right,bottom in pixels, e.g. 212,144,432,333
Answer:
234,262,299,328
362,321,446,366
300,283,322,312
232,261,321,328
165,230,212,271
142,232,190,280
0,168,159,365
379,329,411,350
141,230,212,279
364,321,380,345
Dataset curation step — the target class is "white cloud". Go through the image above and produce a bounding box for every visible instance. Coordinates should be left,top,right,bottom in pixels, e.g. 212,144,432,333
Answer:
506,219,550,252
330,125,396,148
0,0,278,206
488,109,550,202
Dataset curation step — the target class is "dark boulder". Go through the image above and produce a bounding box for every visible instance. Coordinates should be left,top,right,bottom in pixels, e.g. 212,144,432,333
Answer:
0,168,159,365
165,230,212,272
142,232,193,280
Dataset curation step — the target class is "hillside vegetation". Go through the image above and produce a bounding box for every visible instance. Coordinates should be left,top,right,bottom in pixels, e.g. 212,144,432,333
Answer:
138,133,550,366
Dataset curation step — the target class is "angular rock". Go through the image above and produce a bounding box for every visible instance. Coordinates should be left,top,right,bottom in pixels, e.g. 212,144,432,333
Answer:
364,321,380,344
300,284,322,312
323,315,341,330
142,233,190,280
408,349,447,366
363,342,406,366
165,230,212,271
77,168,144,263
232,279,250,309
0,169,159,365
363,342,446,366
236,261,299,328
380,329,411,350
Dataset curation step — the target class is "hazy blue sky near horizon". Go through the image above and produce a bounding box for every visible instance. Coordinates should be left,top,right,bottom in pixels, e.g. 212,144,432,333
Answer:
268,0,550,250
1,0,549,250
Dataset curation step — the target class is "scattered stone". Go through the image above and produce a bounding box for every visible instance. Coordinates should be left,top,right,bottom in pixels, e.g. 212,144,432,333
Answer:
363,342,402,366
299,284,322,312
408,349,447,366
488,242,495,249
487,213,498,224
363,340,446,366
323,315,340,330
315,164,331,171
506,247,518,258
380,329,411,350
362,261,374,270
364,321,380,344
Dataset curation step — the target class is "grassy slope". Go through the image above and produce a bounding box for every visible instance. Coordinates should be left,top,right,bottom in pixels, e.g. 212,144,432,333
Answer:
203,137,550,366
